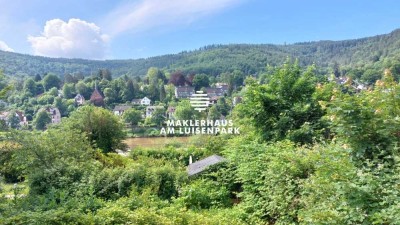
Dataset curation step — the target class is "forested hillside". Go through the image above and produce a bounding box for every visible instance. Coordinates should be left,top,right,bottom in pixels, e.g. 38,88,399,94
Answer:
1,29,400,78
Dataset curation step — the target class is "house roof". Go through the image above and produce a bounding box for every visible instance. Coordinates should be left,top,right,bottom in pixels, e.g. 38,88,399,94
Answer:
176,86,195,92
45,107,60,115
113,105,131,111
132,99,141,103
75,94,85,100
206,87,224,94
132,97,150,104
210,96,221,101
0,111,25,122
188,155,226,176
90,89,104,106
15,111,25,121
90,89,103,100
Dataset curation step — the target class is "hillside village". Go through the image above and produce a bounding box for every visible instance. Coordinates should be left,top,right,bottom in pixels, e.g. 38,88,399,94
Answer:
0,67,245,134
0,63,370,136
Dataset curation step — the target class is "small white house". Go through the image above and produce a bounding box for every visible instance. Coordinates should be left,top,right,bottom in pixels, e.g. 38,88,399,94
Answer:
141,97,151,106
46,107,61,124
113,105,131,116
74,94,85,106
132,97,151,106
146,106,164,118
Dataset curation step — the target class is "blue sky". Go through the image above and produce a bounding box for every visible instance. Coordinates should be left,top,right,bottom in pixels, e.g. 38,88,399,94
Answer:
0,0,399,59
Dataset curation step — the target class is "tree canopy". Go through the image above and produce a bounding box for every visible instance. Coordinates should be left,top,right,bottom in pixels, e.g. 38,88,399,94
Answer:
62,105,125,152
237,60,326,144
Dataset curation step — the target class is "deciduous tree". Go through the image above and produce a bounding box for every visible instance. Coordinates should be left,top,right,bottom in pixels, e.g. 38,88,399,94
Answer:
33,110,51,130
151,107,166,126
175,100,197,120
43,73,61,91
62,105,125,152
169,71,186,86
23,78,36,96
237,60,325,144
192,74,209,90
123,108,142,127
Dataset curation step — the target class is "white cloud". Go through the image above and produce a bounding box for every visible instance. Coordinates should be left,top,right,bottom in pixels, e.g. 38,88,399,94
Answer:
28,18,109,59
0,40,14,52
105,0,243,36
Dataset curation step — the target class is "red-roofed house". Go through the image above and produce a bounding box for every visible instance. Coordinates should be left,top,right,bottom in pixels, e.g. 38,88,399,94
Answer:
90,88,104,107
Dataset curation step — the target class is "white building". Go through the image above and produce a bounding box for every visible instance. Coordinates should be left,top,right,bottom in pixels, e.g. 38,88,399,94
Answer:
46,107,61,124
175,86,195,98
113,105,131,116
146,106,164,118
0,111,28,127
132,97,151,106
74,94,85,106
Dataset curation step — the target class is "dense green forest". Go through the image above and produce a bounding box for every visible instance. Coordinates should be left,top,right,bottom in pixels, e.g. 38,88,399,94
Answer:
1,29,400,79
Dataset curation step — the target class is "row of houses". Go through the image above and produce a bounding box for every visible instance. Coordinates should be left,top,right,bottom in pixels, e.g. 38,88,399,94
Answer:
0,83,232,128
75,83,229,108
113,97,242,120
329,76,367,91
0,88,95,128
174,83,229,99
113,105,172,119
75,92,152,107
0,107,61,128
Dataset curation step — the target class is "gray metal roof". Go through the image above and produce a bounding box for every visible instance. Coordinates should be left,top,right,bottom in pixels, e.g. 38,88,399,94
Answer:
113,105,131,111
188,155,226,176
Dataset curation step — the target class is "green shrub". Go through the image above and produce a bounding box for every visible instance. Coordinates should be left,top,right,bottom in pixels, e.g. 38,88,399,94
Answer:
0,142,23,183
175,179,231,210
94,204,134,225
117,167,147,197
90,168,122,200
230,140,352,224
155,166,184,200
90,163,186,201
10,129,96,195
95,151,130,168
130,146,208,167
1,208,94,225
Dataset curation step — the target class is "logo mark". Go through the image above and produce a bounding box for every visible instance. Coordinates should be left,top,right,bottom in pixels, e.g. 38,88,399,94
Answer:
190,91,210,112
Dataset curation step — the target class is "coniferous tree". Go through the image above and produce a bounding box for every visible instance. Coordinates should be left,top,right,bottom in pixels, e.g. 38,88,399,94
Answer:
34,74,42,82
123,79,135,102
160,84,166,102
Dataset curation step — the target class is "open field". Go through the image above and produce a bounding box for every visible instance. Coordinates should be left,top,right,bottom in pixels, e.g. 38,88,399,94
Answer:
124,136,191,149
